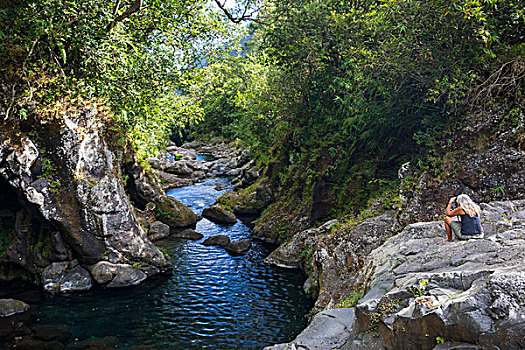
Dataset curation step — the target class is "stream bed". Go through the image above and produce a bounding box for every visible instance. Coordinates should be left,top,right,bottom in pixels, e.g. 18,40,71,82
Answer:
29,176,312,349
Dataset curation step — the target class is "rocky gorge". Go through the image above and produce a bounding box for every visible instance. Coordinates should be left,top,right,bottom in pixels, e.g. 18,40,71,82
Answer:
0,114,273,347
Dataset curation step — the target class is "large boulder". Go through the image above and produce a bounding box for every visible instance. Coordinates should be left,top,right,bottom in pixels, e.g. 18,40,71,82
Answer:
264,308,355,350
41,261,93,294
202,235,230,247
156,195,198,228
0,108,169,282
264,211,396,310
0,298,30,318
0,298,31,340
202,205,237,225
171,228,204,240
225,240,252,254
90,261,147,288
147,221,170,241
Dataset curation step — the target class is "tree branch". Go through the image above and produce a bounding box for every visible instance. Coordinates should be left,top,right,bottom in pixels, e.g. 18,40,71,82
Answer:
213,0,262,24
107,0,144,32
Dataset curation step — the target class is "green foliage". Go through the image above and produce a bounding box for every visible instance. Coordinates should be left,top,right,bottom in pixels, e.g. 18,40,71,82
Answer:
1,0,246,158
336,290,363,308
409,280,429,298
155,208,172,221
157,246,170,260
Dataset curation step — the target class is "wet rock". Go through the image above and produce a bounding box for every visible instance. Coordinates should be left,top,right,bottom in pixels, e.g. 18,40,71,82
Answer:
41,261,92,294
202,235,230,247
0,298,30,317
148,221,170,241
0,107,169,280
6,336,65,350
214,183,228,191
170,228,204,240
60,266,93,293
202,205,237,225
225,240,252,254
31,324,71,342
68,335,119,350
153,169,194,189
156,195,198,228
264,308,355,350
0,298,31,340
90,261,147,288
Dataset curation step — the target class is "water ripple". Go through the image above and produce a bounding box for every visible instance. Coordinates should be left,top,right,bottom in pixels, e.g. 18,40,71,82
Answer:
32,177,312,349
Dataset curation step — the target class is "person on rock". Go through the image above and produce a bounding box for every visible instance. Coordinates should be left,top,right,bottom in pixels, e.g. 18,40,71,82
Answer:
443,194,484,242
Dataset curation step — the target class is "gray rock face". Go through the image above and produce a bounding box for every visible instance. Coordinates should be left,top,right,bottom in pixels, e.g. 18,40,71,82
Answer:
41,261,93,294
264,308,356,350
265,212,396,310
202,205,237,224
225,240,252,254
90,261,147,288
0,108,169,286
148,221,170,241
202,235,230,247
171,228,204,240
0,299,30,317
350,200,525,349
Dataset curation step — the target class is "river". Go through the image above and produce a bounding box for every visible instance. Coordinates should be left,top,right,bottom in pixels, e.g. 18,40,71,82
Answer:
27,171,312,349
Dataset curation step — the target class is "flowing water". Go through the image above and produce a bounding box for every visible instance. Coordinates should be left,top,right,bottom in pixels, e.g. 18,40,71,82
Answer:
27,174,312,349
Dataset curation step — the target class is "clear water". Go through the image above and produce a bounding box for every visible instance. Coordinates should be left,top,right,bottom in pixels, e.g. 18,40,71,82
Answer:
30,177,312,349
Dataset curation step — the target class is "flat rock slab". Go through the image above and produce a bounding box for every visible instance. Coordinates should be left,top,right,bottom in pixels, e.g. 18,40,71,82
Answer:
225,240,252,254
171,228,204,240
264,308,355,350
202,206,237,225
202,235,230,247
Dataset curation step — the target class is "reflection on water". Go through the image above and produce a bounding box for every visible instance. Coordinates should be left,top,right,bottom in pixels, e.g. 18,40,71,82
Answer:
31,177,312,349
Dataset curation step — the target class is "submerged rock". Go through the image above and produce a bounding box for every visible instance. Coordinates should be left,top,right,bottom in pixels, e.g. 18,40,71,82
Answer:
202,235,230,247
202,205,237,225
31,324,71,343
225,240,252,254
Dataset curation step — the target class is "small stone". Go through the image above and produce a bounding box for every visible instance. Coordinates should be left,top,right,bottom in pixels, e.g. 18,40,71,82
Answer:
148,221,170,241
171,228,204,240
202,235,230,247
225,240,252,254
202,206,237,225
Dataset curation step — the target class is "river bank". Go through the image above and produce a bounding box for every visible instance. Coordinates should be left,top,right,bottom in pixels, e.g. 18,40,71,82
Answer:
0,140,312,349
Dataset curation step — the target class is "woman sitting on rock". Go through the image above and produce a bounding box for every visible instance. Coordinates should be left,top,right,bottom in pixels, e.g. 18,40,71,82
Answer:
443,194,484,242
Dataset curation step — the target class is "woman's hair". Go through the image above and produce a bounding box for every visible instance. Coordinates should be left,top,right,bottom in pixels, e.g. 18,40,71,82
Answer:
457,194,481,217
